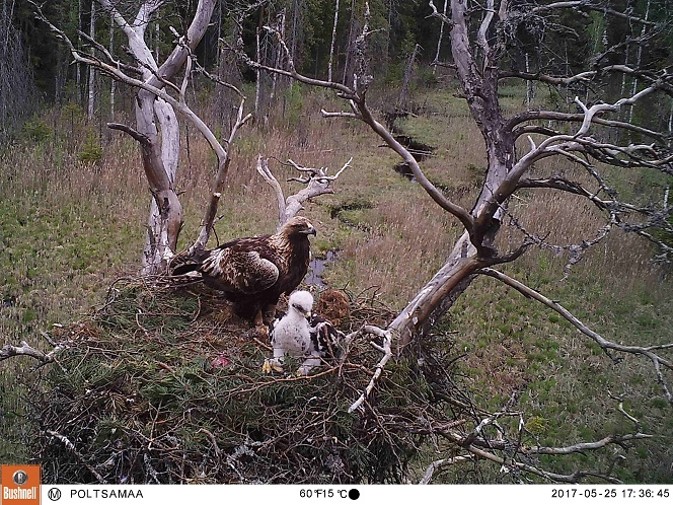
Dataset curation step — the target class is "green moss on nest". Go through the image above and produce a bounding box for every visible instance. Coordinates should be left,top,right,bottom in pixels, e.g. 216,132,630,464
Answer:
25,280,462,484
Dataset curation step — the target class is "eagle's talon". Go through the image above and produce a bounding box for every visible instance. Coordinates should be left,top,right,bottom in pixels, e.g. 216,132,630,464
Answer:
262,358,284,374
256,324,269,340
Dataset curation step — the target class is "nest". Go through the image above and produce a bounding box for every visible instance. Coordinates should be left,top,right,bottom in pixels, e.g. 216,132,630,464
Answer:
27,278,468,484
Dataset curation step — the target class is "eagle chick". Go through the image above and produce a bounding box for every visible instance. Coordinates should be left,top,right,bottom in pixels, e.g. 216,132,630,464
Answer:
263,290,346,375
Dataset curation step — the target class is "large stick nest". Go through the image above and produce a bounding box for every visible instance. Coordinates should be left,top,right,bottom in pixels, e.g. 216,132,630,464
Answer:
26,278,469,484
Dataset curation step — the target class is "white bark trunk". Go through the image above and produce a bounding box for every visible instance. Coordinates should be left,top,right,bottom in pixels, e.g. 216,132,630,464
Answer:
328,0,340,82
629,0,650,123
87,0,96,120
432,0,448,71
76,0,82,103
255,26,261,119
525,52,532,110
109,13,115,118
668,99,673,146
99,0,216,274
270,10,285,101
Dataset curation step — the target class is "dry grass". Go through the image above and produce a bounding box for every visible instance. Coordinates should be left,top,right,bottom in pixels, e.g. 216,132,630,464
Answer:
2,80,672,482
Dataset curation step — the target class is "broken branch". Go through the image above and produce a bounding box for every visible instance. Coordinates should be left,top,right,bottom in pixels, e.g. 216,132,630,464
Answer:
348,325,393,413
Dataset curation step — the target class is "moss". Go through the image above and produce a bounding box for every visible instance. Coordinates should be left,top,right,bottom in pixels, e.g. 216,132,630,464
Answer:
16,281,459,484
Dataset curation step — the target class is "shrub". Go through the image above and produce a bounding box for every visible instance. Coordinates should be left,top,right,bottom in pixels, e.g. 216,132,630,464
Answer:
78,130,103,164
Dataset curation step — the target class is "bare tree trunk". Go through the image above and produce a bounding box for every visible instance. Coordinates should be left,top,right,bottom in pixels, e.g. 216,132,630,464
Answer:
99,0,217,275
628,0,650,124
388,233,485,347
87,0,96,120
255,25,261,119
525,52,532,110
76,0,82,104
619,0,633,102
269,10,285,101
668,99,673,147
154,21,160,62
289,0,299,69
328,0,340,82
397,44,421,111
109,12,114,118
432,0,447,71
341,0,356,85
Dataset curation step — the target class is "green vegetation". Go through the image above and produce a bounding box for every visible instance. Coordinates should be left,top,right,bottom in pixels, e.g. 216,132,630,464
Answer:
1,84,672,483
20,280,448,484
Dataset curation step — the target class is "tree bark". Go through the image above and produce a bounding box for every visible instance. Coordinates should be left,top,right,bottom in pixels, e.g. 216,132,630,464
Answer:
389,233,485,348
100,0,217,274
328,0,340,82
87,0,96,120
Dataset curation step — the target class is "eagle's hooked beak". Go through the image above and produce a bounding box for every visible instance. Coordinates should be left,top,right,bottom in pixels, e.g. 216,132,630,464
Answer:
300,226,317,236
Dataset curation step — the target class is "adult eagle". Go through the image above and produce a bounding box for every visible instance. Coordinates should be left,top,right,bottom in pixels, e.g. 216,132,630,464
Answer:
170,216,316,333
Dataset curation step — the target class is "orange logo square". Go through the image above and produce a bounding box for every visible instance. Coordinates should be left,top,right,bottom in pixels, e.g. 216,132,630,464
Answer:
1,465,40,505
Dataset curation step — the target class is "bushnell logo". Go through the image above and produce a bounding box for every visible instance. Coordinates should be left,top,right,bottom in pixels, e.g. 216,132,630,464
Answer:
1,465,41,505
11,471,28,486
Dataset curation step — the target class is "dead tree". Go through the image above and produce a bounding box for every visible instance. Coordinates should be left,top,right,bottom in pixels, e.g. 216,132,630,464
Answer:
30,0,262,274
30,0,218,275
256,155,352,227
102,0,219,274
242,0,673,481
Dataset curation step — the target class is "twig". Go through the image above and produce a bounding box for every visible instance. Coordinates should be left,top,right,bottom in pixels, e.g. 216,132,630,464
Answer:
348,325,393,413
419,455,474,484
46,430,107,483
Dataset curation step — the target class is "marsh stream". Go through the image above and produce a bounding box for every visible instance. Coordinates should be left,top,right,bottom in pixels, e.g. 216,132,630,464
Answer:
305,250,339,288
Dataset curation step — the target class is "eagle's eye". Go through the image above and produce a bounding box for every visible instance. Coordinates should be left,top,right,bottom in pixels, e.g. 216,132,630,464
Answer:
293,303,310,314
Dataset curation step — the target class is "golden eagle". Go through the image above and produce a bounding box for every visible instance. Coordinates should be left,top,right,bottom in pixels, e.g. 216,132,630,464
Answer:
263,290,347,375
170,216,316,332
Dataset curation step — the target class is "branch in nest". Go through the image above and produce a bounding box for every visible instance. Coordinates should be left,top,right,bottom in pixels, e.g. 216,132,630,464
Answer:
46,430,107,483
348,325,393,413
419,455,474,484
0,341,54,364
478,268,673,405
256,155,352,227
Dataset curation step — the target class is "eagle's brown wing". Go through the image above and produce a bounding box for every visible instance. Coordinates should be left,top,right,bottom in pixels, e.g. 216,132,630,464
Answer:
200,246,280,295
